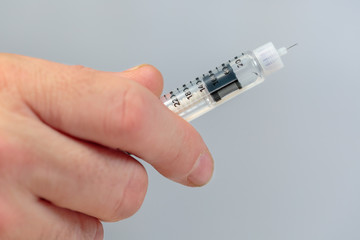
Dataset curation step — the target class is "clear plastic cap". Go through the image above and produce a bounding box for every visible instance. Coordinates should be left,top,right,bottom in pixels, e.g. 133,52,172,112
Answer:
253,42,286,76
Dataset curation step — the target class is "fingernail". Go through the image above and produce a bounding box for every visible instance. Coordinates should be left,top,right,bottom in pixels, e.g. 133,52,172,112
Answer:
187,152,214,186
127,64,149,71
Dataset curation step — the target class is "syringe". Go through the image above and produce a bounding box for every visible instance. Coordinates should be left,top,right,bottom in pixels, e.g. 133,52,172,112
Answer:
161,42,296,122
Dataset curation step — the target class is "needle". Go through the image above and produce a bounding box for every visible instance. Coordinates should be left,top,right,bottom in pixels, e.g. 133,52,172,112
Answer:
287,43,298,50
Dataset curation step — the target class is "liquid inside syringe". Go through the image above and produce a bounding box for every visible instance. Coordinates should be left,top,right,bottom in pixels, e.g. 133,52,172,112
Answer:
161,42,295,122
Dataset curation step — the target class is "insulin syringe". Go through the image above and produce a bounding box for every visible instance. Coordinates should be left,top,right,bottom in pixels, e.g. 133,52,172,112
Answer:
161,42,296,122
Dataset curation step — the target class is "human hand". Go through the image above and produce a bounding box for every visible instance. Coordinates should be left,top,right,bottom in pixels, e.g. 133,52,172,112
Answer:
0,54,213,239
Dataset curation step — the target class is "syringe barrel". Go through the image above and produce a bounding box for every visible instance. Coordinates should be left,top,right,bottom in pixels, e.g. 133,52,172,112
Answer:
161,42,284,122
161,78,215,121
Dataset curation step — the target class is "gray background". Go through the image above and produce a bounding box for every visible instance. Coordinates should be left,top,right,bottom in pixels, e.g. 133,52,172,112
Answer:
1,0,360,239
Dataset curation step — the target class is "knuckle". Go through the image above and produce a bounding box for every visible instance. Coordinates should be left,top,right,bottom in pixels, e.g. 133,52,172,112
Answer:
68,65,98,86
118,88,146,134
105,83,147,142
65,65,97,96
107,163,148,221
69,64,98,77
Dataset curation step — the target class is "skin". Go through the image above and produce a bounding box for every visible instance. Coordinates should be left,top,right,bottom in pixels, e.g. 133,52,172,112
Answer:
0,54,214,240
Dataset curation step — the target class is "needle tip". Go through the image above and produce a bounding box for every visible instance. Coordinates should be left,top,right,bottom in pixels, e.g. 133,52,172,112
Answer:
287,43,298,50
